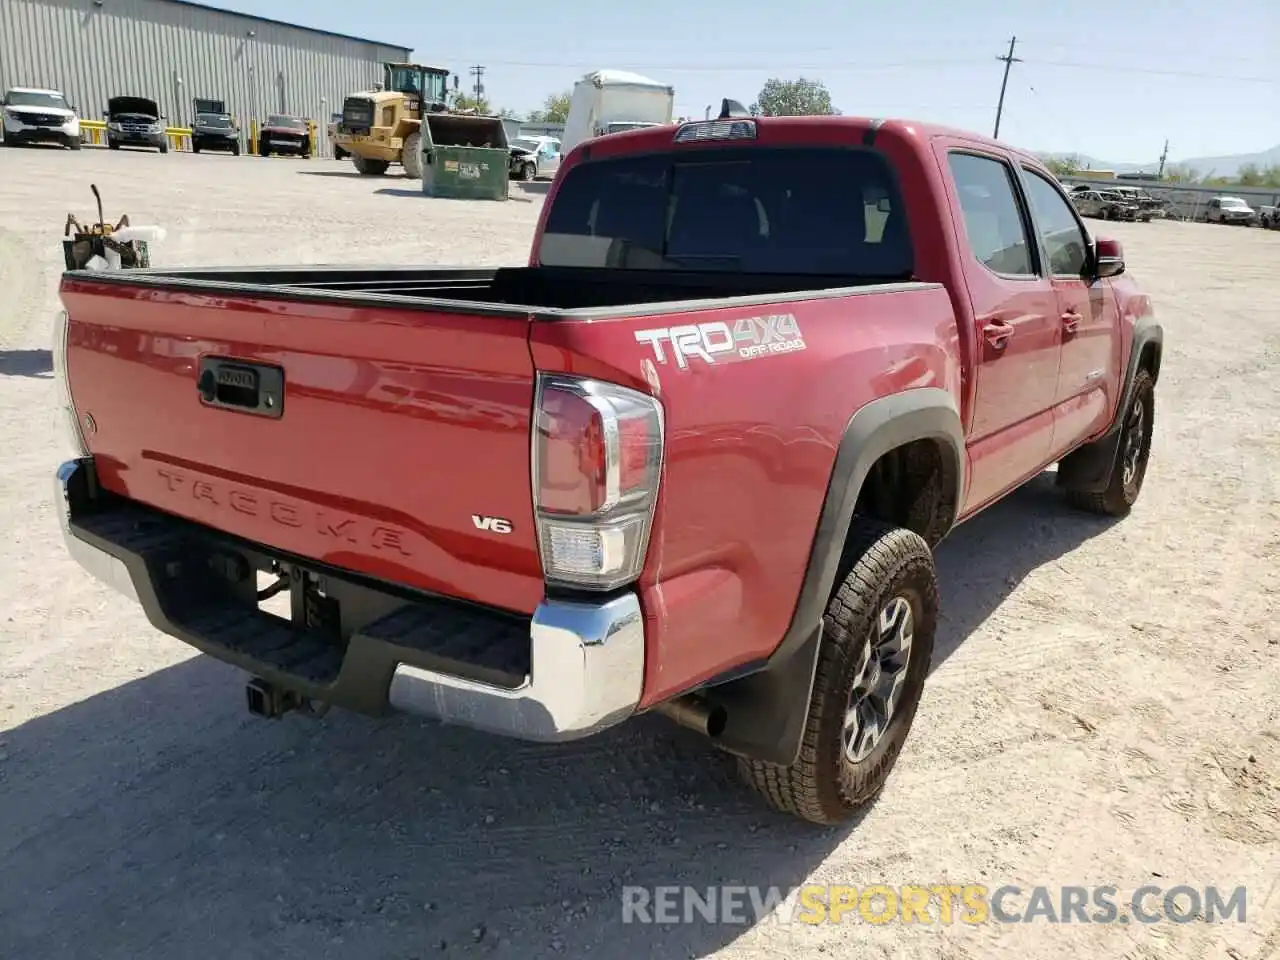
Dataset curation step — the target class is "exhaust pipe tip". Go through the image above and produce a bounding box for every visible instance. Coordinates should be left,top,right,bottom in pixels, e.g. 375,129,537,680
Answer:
654,694,727,739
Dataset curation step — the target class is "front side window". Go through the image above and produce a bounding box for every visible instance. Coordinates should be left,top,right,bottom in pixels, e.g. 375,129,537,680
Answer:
1022,170,1090,276
539,147,913,277
947,152,1034,277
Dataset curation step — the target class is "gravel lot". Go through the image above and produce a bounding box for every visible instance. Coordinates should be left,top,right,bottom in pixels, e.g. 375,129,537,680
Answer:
0,148,1277,960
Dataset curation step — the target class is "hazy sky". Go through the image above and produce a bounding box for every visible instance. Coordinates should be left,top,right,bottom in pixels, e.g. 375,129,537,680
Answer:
221,0,1277,163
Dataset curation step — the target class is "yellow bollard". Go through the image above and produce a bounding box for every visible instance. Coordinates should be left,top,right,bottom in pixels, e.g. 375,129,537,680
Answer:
248,119,259,155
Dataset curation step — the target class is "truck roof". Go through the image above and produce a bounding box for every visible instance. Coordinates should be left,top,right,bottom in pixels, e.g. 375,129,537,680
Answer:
7,85,64,95
579,69,670,89
572,113,1049,170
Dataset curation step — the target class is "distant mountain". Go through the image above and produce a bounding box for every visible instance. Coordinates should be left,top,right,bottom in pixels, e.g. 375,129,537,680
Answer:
1039,145,1280,179
1175,145,1280,179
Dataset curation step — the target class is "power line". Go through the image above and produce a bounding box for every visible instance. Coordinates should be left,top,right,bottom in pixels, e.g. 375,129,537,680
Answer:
993,35,1022,139
435,54,1275,85
468,64,485,101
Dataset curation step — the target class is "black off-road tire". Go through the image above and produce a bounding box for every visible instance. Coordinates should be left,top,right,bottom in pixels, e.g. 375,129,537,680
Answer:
352,155,390,176
1066,368,1155,517
738,518,938,825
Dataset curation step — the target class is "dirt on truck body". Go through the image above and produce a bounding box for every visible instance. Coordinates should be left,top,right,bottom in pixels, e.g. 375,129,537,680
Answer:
53,101,1161,825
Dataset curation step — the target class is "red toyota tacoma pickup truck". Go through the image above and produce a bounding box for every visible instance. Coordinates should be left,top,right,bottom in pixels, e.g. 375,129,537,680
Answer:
53,103,1162,825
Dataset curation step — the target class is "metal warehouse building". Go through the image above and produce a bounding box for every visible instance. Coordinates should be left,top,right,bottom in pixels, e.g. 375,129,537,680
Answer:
1,0,411,147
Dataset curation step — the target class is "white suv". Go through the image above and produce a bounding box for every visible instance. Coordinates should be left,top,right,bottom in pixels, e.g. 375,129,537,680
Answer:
2,86,81,149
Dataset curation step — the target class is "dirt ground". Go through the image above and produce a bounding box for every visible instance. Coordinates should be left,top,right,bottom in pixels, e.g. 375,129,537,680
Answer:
0,148,1276,960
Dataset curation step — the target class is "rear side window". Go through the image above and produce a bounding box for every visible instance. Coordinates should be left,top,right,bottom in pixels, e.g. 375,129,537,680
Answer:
947,153,1035,277
539,148,913,278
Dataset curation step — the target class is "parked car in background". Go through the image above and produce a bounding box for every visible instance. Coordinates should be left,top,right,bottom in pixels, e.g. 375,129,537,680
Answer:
1,86,80,149
1105,186,1164,221
1204,195,1256,225
258,114,311,157
508,134,561,181
1071,188,1138,221
105,96,168,153
191,111,240,155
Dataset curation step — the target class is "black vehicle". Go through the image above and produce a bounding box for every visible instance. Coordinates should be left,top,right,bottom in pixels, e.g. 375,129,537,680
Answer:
192,112,240,154
257,114,310,157
105,96,168,153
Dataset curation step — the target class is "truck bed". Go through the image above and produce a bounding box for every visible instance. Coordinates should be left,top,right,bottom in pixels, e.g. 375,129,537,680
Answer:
65,264,915,317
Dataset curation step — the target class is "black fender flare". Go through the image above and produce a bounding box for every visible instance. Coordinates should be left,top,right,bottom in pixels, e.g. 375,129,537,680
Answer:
1057,315,1163,493
697,387,965,767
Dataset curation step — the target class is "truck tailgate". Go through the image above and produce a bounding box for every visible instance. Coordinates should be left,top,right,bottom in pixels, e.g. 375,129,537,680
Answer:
60,279,544,615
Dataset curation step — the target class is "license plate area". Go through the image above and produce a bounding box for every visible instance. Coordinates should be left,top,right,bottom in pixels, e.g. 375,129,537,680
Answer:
198,357,284,418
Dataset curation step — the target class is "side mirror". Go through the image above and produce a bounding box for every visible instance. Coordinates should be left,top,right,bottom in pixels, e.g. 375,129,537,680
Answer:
1094,236,1125,278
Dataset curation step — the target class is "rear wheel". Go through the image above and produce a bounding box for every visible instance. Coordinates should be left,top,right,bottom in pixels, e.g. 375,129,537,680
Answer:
401,131,422,178
352,154,389,176
1066,369,1155,517
737,518,938,825
521,161,536,181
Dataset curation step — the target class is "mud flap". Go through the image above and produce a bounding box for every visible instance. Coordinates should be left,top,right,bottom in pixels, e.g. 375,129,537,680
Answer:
700,622,823,767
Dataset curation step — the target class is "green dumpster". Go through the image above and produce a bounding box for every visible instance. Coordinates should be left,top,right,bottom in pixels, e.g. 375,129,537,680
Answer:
421,113,510,201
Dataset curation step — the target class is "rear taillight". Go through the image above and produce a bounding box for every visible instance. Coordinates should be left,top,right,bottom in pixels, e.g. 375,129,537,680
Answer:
52,309,89,458
533,374,664,590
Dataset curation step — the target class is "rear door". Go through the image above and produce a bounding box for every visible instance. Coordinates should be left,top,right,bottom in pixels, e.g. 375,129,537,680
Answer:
1018,166,1120,454
941,147,1062,512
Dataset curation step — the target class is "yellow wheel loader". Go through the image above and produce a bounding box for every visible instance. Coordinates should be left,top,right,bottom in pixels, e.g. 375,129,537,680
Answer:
332,62,456,178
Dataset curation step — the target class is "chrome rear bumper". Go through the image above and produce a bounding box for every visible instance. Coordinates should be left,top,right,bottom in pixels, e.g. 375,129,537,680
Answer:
55,457,646,741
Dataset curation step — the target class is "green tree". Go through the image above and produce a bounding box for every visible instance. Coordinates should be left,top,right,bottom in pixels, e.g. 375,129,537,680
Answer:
527,90,572,124
749,77,837,117
1236,163,1263,186
451,93,489,114
1163,163,1203,183
1044,155,1082,178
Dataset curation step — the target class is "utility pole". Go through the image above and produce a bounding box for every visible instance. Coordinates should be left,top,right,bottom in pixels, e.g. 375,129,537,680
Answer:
1157,139,1169,179
468,65,485,104
993,35,1021,140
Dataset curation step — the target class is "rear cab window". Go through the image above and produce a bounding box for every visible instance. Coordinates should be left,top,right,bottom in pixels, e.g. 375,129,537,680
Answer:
946,152,1036,277
538,147,914,279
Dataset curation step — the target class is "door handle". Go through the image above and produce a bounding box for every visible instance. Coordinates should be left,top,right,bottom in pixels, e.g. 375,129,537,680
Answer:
983,321,1014,350
1062,310,1081,334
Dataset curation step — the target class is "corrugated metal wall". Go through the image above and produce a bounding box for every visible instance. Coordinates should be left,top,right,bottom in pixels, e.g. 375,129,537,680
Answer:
0,0,411,155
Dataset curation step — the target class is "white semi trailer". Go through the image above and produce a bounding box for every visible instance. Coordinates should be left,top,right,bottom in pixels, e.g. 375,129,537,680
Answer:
560,69,675,155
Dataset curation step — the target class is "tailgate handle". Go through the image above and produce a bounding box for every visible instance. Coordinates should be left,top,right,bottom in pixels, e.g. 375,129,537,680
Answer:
197,358,284,419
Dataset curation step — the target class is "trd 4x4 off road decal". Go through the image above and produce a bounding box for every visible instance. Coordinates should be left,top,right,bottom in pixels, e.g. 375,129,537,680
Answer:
634,314,806,369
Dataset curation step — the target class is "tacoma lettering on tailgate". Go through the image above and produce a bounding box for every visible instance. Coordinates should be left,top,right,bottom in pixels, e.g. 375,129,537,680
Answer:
155,467,411,556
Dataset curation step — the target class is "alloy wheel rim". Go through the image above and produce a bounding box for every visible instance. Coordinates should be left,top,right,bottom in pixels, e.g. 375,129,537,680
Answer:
1122,396,1146,487
844,596,914,764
